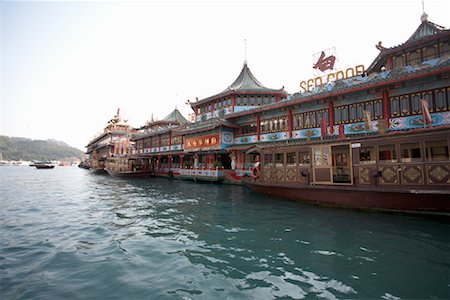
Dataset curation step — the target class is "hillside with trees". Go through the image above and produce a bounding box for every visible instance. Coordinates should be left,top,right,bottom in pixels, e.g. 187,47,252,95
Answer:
0,136,84,161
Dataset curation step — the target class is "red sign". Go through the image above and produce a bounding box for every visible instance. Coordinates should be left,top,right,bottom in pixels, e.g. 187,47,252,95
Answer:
313,51,336,72
184,134,220,150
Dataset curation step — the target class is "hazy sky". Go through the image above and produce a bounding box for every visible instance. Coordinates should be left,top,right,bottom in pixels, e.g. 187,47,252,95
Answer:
1,0,449,151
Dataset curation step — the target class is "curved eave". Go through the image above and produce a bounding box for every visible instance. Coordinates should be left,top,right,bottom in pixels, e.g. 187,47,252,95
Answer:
226,64,450,119
367,30,450,73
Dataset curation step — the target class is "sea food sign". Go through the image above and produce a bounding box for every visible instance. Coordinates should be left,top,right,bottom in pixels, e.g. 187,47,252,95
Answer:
300,65,365,93
300,50,365,92
184,134,220,150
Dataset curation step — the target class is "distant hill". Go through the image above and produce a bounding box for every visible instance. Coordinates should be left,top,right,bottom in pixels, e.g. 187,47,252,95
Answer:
0,136,84,161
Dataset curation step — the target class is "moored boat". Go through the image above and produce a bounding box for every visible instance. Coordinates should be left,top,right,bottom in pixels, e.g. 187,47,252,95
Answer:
34,162,55,169
105,156,155,178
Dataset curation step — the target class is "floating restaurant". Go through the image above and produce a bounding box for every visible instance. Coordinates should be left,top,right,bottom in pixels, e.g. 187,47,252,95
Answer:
86,13,450,214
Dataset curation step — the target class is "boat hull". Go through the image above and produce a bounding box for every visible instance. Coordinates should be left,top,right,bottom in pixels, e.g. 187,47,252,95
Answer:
242,178,450,215
105,169,154,178
89,167,107,174
35,165,55,169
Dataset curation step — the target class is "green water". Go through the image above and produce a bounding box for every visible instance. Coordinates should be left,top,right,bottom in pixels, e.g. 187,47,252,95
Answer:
1,166,449,299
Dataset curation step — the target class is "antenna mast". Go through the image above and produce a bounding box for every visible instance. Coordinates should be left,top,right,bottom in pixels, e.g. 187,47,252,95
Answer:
244,38,247,65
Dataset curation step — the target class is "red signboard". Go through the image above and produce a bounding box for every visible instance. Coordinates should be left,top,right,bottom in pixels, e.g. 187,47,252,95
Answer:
184,134,220,150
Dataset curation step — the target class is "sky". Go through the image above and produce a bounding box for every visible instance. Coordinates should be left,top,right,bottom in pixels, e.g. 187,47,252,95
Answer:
1,0,449,151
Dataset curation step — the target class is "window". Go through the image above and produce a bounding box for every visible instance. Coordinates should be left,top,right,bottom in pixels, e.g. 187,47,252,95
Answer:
287,152,296,165
411,93,422,114
275,153,284,166
379,145,397,163
359,147,375,164
313,146,330,166
400,143,421,162
299,151,310,165
426,140,449,161
435,89,447,112
422,46,437,62
390,96,400,117
408,50,421,65
264,154,273,166
399,95,410,116
393,55,405,68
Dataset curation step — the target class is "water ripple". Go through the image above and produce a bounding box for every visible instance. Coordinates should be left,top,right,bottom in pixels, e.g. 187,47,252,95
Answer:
1,167,449,299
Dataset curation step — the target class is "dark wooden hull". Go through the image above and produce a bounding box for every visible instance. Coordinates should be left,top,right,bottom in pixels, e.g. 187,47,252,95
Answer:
89,167,107,174
35,165,55,169
242,178,450,215
105,169,155,178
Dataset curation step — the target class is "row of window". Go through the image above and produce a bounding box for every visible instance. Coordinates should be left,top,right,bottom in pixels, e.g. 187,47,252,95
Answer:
261,116,289,133
136,136,182,149
392,42,450,68
359,140,448,163
390,87,449,117
260,140,448,168
293,110,328,129
334,100,383,125
264,151,311,166
197,97,232,114
235,95,277,106
196,94,280,114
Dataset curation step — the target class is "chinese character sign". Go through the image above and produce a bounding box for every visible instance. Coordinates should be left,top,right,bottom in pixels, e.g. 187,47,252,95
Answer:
184,134,221,150
313,51,336,72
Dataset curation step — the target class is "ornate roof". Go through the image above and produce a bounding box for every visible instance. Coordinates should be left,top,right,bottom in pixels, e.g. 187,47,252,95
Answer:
407,13,447,42
190,62,286,108
226,56,450,119
222,61,267,92
367,14,449,73
162,108,189,124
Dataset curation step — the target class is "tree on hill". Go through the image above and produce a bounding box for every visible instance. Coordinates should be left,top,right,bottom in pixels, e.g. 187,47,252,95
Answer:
0,136,84,161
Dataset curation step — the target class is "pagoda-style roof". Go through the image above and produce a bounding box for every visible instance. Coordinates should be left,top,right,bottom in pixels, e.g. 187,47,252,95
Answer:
367,14,449,73
162,108,189,124
190,62,286,108
407,14,447,42
223,61,266,92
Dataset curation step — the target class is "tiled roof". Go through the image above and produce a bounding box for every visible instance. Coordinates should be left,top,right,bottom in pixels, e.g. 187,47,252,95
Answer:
407,14,447,42
162,108,189,124
191,62,286,107
367,16,449,73
226,56,450,119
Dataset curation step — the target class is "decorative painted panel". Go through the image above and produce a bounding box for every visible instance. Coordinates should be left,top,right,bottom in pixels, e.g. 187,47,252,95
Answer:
358,166,377,185
170,144,182,151
427,164,450,184
390,111,450,130
379,166,399,184
344,121,379,135
292,128,321,139
234,135,258,144
285,167,297,181
263,167,272,181
274,168,285,181
222,132,234,145
261,132,288,142
401,165,424,184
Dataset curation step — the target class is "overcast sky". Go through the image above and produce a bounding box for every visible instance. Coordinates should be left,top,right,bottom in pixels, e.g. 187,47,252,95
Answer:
1,0,449,151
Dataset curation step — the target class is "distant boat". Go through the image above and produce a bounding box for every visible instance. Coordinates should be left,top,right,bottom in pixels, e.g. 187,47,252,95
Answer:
34,162,55,169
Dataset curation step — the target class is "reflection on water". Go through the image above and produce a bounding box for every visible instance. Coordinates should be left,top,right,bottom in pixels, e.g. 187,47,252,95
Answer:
1,166,449,299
